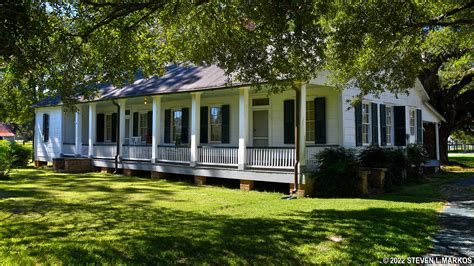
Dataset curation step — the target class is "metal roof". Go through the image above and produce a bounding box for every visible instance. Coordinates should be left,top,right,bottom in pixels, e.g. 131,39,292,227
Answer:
34,65,242,108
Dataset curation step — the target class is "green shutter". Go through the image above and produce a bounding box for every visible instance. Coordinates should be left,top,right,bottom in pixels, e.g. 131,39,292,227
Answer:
355,103,362,146
200,106,208,143
416,109,423,144
181,108,189,144
43,114,49,142
371,103,378,145
132,112,139,137
284,100,295,144
96,114,105,142
164,109,171,143
394,106,406,146
221,105,230,143
314,97,326,144
380,104,387,146
147,111,153,144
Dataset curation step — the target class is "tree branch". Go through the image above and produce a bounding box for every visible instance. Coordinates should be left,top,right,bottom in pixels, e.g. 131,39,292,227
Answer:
409,1,474,28
447,69,474,97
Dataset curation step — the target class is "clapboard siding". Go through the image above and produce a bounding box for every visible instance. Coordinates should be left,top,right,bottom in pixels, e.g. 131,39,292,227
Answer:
35,107,63,162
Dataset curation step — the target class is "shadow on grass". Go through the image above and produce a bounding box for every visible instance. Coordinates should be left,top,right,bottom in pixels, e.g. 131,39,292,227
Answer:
0,197,437,264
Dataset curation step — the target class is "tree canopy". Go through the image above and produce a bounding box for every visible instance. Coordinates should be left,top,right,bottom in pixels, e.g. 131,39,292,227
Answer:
0,1,472,160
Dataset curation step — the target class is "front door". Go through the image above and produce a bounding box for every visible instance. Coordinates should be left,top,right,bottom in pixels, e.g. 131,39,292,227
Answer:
253,110,269,147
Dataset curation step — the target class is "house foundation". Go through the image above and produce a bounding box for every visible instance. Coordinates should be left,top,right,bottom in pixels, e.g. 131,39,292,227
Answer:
194,176,206,185
240,180,254,191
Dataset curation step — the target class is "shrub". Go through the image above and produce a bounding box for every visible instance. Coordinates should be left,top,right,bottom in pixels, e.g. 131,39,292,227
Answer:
358,146,389,168
9,141,32,167
406,144,428,181
0,141,14,178
384,148,407,188
310,147,361,197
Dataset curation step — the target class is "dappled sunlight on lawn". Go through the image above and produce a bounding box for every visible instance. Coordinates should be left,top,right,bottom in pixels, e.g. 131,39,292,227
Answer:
0,168,449,264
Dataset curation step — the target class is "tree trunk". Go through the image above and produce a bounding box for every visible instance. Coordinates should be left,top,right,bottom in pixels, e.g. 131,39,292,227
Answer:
439,124,450,164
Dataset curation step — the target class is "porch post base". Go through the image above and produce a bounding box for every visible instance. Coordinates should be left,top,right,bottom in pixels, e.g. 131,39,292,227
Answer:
190,161,197,167
194,176,206,185
240,180,254,191
238,163,246,170
34,161,47,168
290,184,307,197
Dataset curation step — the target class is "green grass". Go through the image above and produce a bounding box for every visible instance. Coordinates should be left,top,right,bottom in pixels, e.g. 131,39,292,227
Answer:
448,153,474,168
0,168,460,264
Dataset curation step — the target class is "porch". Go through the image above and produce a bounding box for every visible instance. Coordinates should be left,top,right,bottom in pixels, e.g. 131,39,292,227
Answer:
61,83,340,178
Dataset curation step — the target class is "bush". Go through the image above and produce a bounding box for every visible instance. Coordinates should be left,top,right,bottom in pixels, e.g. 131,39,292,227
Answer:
0,141,14,178
9,141,32,167
385,148,407,188
310,147,361,197
358,146,389,168
406,144,428,181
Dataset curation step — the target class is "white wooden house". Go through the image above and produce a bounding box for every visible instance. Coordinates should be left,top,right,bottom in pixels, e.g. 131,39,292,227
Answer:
33,65,444,191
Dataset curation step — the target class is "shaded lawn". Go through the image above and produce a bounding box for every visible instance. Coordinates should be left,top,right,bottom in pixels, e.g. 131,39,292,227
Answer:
448,153,474,168
0,168,455,264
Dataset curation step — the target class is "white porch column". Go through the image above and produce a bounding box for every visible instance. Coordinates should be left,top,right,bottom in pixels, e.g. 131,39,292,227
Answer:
299,82,307,168
75,105,82,157
88,103,96,157
238,87,249,170
151,95,162,162
435,122,440,161
118,99,126,159
190,92,201,166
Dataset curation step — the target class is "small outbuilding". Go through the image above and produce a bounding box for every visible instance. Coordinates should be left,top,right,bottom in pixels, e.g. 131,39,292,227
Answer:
0,123,16,142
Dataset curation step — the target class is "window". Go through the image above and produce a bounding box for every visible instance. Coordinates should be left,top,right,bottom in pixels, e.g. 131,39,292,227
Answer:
210,106,222,142
252,98,269,106
410,109,416,136
43,114,49,142
306,101,315,142
139,113,148,142
172,110,182,142
362,103,370,145
386,107,393,145
106,114,112,141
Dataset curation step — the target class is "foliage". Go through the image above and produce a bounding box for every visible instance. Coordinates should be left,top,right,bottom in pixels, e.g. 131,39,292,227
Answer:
0,168,448,264
451,130,474,144
8,142,32,167
406,144,429,181
0,141,14,178
311,147,361,197
358,146,390,168
384,149,408,189
0,1,472,161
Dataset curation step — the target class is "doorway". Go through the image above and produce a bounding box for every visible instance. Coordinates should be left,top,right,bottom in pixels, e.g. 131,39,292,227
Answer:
253,110,269,147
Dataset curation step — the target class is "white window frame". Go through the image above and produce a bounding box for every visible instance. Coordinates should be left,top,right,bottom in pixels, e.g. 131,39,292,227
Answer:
306,100,315,143
209,105,223,144
385,105,393,146
362,103,371,145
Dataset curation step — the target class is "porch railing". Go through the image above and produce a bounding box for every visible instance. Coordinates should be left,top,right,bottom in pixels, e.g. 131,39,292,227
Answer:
157,145,190,163
94,144,117,159
247,147,295,169
198,146,238,166
122,144,152,160
62,143,75,156
81,144,89,157
306,145,339,169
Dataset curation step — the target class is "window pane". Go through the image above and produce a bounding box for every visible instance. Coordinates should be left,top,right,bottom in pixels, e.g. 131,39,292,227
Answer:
362,104,370,144
140,113,147,142
172,110,182,142
210,107,222,142
106,115,112,141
